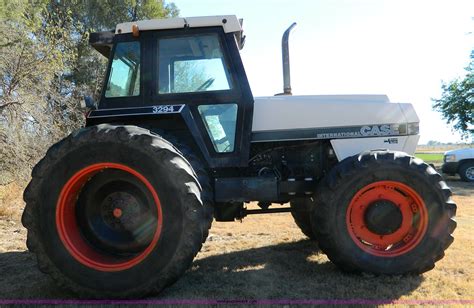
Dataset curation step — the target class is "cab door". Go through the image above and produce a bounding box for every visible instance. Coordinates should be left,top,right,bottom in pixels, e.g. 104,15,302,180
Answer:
150,27,254,168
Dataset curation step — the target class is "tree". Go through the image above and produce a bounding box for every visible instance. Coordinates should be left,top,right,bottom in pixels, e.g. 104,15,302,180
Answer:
42,0,179,100
433,52,474,139
0,0,77,182
0,0,179,184
426,140,441,146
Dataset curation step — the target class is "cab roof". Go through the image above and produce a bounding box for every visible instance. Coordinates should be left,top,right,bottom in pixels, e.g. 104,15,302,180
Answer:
90,15,245,57
116,15,242,36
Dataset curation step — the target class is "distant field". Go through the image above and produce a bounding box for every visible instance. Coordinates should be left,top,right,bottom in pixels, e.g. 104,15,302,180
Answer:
415,144,473,164
416,144,472,153
415,153,444,164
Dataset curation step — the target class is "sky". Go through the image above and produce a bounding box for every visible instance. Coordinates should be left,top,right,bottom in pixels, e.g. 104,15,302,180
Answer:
173,0,473,144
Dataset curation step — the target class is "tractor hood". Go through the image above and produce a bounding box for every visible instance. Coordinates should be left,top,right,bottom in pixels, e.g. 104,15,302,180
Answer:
251,94,419,140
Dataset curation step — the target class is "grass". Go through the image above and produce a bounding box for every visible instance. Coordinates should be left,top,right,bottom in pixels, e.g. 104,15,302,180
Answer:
415,153,444,164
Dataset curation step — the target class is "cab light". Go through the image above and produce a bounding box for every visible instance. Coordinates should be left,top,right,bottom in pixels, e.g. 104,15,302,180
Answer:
407,122,419,135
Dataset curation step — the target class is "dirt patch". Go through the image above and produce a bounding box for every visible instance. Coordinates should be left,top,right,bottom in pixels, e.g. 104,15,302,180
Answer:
0,180,472,300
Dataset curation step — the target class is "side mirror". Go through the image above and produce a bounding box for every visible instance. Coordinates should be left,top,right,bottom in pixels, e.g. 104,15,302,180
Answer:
81,95,97,110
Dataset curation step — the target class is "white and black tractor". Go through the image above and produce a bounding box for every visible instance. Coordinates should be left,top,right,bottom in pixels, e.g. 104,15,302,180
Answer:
22,15,456,298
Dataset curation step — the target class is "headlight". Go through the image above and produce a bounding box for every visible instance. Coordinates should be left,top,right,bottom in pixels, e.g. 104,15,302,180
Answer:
444,154,456,162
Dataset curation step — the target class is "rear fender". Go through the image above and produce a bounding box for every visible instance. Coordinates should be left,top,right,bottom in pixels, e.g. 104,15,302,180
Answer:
85,105,212,167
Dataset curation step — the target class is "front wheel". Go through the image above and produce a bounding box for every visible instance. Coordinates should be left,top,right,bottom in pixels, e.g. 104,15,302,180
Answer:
312,150,457,274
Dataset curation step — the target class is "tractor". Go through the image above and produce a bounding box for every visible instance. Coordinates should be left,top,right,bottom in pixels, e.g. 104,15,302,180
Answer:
22,15,456,298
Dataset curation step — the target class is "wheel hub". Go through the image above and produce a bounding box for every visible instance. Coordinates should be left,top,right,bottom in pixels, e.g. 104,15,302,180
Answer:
101,191,143,231
76,176,157,254
346,181,428,257
364,200,402,235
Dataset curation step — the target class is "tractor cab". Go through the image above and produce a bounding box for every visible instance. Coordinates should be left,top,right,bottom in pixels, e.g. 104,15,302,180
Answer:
88,15,253,168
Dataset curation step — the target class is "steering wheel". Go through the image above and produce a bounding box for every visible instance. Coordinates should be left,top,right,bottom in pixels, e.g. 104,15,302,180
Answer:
195,78,215,91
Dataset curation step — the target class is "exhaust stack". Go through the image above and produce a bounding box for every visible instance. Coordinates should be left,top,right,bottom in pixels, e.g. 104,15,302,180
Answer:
279,22,297,96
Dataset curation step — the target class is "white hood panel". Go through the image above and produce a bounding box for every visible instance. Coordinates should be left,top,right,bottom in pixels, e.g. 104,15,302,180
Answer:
252,95,418,132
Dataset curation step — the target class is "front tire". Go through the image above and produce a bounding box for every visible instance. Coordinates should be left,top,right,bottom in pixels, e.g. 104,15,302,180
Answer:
22,125,206,298
312,150,456,274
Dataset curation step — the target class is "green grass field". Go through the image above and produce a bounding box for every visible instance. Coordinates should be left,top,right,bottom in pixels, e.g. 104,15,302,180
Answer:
415,153,444,163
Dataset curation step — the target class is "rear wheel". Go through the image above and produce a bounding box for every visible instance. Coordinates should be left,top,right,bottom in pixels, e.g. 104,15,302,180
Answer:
459,161,474,182
312,150,456,274
290,198,316,240
22,125,206,298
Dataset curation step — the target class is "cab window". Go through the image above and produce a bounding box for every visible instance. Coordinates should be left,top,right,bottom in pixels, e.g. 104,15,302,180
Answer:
158,34,232,94
105,41,140,98
198,104,238,153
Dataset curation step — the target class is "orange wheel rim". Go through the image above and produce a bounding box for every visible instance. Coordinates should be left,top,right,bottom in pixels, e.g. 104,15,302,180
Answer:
346,181,428,257
56,163,162,272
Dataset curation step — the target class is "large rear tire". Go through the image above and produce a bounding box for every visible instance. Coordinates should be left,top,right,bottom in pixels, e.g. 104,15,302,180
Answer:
312,150,457,274
290,198,316,240
22,124,207,298
151,131,214,242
